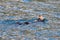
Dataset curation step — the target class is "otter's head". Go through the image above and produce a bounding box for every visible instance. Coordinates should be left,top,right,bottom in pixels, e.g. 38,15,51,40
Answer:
38,15,44,20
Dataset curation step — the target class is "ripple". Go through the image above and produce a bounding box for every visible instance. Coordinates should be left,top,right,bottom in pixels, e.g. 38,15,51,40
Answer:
20,0,32,3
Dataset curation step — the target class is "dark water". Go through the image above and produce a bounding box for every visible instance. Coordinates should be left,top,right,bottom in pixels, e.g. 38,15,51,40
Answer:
0,0,60,40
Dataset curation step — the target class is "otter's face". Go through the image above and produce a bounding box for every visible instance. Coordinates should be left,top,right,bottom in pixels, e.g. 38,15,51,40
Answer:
39,16,44,20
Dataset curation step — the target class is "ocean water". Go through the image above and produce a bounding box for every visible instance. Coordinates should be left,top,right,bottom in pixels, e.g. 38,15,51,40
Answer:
0,0,60,40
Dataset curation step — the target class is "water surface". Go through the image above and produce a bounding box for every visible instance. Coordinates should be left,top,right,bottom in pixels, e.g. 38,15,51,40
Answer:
0,0,60,40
